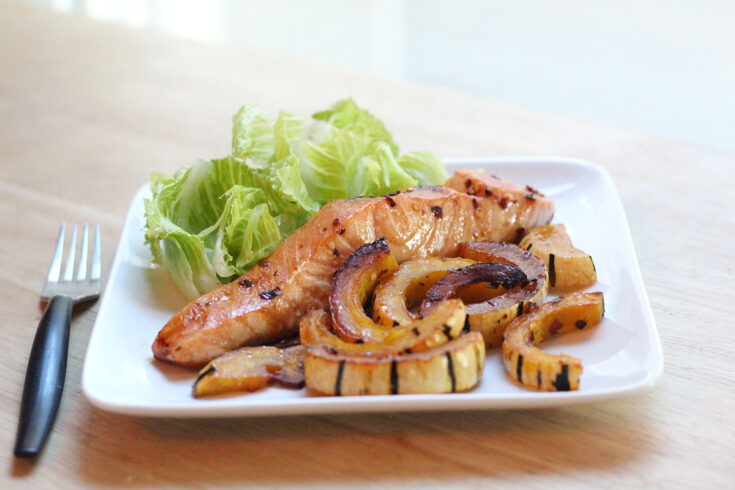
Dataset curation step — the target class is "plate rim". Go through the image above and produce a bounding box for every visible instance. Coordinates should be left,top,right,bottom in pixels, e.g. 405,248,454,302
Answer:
82,156,664,417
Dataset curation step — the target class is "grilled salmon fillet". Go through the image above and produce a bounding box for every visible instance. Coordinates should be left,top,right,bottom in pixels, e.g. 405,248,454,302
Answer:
153,169,554,367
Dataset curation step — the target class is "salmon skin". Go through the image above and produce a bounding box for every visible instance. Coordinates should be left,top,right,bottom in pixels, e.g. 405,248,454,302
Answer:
153,169,554,367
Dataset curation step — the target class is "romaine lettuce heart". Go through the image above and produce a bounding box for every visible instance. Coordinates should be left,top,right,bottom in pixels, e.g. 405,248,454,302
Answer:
145,99,447,299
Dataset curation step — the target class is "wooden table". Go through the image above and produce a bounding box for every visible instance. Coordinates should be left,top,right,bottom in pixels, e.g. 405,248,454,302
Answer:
2,4,733,488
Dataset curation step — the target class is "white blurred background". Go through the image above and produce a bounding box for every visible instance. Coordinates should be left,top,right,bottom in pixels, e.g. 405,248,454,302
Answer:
11,0,735,153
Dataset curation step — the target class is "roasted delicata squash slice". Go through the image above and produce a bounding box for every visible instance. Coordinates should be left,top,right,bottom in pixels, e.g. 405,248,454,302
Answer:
519,224,596,290
419,242,548,348
303,238,481,395
372,257,476,327
305,331,485,396
330,238,465,345
329,237,399,342
301,301,467,355
193,345,305,397
502,291,604,391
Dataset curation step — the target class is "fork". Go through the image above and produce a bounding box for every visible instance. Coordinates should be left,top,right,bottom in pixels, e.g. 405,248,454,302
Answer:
14,224,101,458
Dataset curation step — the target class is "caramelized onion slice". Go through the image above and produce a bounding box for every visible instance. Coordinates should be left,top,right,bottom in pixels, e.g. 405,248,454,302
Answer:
305,332,485,396
419,262,527,310
502,291,604,391
372,257,476,327
519,224,596,290
421,242,548,348
193,345,305,397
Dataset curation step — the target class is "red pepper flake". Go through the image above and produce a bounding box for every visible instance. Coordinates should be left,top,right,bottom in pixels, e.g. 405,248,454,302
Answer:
484,188,492,197
337,227,346,235
472,198,479,209
526,185,540,194
332,218,341,226
465,178,472,188
498,198,508,209
274,271,279,277
259,261,270,268
524,193,536,201
549,319,563,334
431,205,443,218
385,196,396,207
259,287,281,300
239,279,253,288
333,249,341,256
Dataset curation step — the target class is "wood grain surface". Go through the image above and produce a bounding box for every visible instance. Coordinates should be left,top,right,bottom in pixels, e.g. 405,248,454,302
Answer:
1,4,733,488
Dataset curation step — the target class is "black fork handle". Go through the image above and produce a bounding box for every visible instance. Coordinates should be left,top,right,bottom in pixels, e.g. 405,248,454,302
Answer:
14,295,74,458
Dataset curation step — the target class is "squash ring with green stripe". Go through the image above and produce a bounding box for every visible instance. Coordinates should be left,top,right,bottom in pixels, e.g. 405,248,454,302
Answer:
502,291,604,391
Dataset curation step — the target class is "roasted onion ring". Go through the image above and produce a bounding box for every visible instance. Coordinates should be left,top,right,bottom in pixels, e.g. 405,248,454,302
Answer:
420,242,548,348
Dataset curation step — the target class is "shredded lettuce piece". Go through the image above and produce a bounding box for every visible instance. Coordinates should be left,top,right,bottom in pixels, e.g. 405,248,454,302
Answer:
145,99,446,299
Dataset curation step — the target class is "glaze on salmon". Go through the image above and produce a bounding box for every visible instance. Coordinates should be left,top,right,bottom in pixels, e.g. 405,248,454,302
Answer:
152,170,554,367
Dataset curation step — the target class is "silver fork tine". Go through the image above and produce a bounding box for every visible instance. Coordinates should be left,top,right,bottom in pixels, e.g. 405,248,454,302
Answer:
62,225,77,282
76,224,89,281
47,224,66,283
91,224,101,281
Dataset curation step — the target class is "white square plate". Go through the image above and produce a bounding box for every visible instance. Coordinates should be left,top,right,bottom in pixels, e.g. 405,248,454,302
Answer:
82,158,663,417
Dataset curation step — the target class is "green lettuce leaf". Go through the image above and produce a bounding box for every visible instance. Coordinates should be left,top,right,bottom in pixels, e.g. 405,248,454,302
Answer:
350,142,417,197
232,105,277,163
397,151,448,186
210,186,281,278
145,99,446,299
313,98,399,156
275,112,417,203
